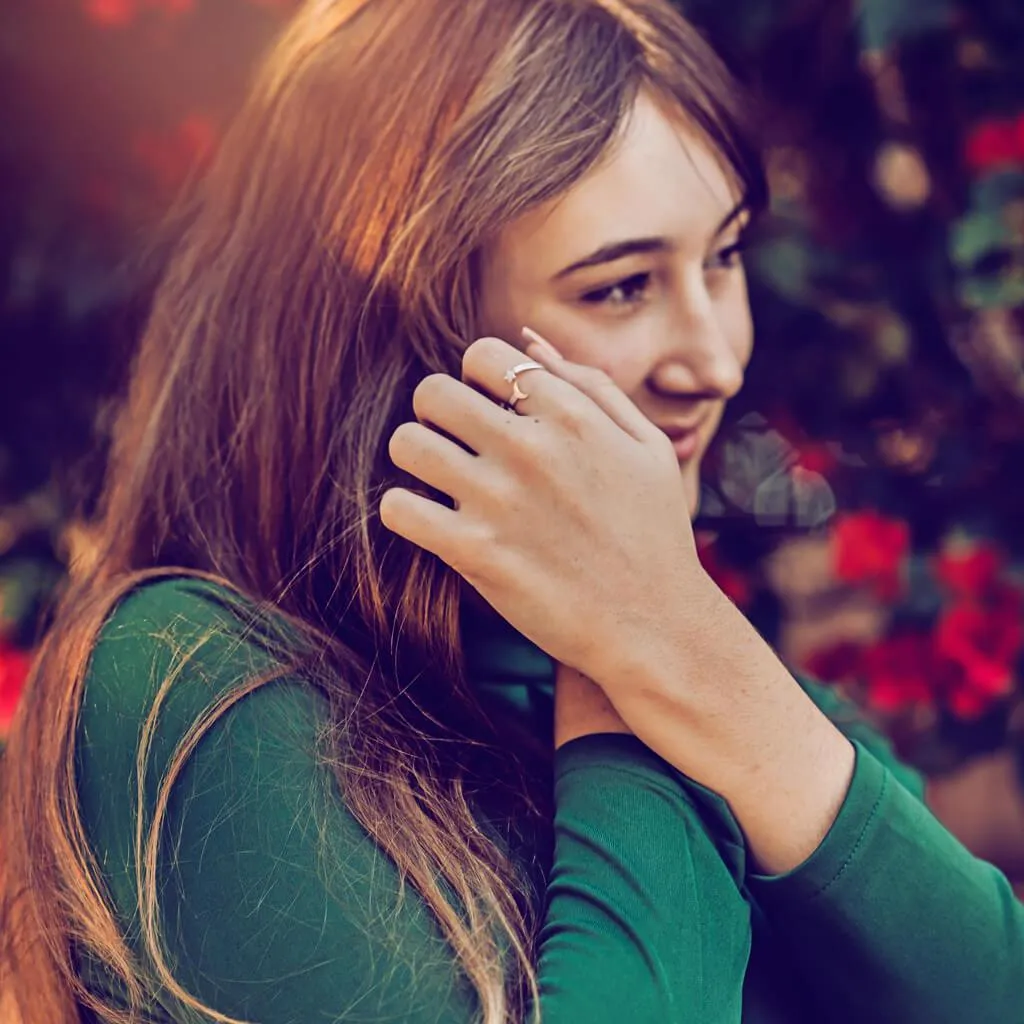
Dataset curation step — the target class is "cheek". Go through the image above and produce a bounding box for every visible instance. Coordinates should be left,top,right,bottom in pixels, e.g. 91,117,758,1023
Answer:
522,303,653,394
559,327,653,396
725,276,755,369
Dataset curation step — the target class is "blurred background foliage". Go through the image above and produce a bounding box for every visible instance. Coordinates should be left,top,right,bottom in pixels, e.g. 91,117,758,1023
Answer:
3,0,1024,788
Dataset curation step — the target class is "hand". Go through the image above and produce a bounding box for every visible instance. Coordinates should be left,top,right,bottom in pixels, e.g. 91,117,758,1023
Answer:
379,332,710,688
381,332,856,874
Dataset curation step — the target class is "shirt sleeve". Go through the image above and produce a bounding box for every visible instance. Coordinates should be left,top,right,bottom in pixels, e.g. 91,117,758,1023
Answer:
747,679,1024,1024
542,735,751,1022
76,580,753,1024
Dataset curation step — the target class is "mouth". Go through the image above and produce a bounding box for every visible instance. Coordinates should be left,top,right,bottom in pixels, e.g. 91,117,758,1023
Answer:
657,419,707,462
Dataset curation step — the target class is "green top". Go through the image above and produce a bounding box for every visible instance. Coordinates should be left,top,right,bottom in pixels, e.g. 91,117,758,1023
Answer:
75,578,1024,1023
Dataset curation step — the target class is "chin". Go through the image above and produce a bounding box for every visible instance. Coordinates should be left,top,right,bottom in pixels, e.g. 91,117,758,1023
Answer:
680,459,702,518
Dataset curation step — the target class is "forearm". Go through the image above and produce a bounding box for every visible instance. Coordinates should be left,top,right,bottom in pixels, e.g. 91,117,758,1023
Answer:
748,742,1024,1024
598,576,855,875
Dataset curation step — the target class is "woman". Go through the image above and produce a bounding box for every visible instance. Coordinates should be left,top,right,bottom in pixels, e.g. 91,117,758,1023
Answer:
1,0,1021,1021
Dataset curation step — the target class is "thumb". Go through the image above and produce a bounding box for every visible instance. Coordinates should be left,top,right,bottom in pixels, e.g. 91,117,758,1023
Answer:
521,326,655,443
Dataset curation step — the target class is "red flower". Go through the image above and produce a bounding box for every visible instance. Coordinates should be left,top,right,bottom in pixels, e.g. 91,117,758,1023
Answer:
862,632,942,713
1012,113,1024,166
936,599,1023,717
934,543,1003,599
832,510,910,601
965,119,1022,174
991,579,1024,616
0,642,33,738
763,410,836,478
803,640,865,684
696,536,752,609
794,442,836,476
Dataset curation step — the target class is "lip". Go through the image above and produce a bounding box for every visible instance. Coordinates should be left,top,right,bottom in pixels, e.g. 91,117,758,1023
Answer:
657,420,706,462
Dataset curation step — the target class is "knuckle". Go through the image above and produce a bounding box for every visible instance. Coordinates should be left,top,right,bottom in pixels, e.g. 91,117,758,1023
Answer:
463,335,511,376
519,425,551,462
451,523,495,581
486,471,524,514
549,394,589,434
465,519,497,556
505,424,547,470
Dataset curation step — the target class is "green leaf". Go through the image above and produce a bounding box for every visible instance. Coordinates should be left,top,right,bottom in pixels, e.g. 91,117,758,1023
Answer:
950,210,1012,267
0,558,60,630
958,269,1024,309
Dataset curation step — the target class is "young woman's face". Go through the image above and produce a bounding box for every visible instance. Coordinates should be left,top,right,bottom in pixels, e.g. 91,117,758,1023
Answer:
479,89,754,514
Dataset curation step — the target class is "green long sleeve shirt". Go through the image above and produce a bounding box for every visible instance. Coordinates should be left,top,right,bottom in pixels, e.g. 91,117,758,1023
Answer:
74,578,1024,1022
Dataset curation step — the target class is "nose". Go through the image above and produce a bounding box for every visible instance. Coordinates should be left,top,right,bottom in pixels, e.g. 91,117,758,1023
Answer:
648,299,746,401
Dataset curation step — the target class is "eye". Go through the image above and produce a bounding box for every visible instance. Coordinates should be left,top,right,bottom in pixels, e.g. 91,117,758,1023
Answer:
580,272,651,308
705,237,749,272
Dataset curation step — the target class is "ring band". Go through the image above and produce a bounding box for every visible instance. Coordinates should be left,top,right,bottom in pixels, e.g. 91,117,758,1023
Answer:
504,360,546,410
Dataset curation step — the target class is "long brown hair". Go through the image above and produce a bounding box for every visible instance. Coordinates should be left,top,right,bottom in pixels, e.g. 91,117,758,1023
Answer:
0,1,766,1021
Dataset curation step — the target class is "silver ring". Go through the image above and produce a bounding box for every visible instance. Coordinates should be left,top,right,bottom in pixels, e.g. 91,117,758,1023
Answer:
503,360,546,411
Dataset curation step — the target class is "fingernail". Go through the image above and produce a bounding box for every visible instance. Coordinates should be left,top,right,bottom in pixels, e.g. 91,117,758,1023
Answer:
522,326,563,361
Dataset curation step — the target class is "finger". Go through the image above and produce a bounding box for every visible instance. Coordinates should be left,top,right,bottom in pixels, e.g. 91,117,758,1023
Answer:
411,373,516,454
521,326,655,442
388,420,478,500
461,335,573,418
378,486,461,563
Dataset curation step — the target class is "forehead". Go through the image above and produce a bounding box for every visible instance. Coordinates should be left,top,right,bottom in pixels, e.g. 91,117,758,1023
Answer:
491,88,743,275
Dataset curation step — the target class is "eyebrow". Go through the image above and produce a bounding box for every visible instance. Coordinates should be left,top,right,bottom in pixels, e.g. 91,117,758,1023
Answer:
552,201,749,281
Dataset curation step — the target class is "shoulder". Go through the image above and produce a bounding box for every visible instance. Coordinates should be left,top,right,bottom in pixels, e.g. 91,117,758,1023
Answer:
79,573,332,778
86,575,282,689
82,575,321,734
76,576,334,910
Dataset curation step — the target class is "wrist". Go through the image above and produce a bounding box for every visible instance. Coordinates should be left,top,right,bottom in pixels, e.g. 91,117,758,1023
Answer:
587,580,858,874
718,710,856,875
588,566,724,704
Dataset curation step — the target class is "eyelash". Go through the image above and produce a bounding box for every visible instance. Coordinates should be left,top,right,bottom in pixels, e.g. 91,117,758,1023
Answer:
579,237,749,308
706,238,749,271
580,272,651,307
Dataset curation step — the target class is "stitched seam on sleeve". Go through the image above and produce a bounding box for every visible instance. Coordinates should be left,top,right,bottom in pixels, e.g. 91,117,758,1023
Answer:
811,767,889,900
